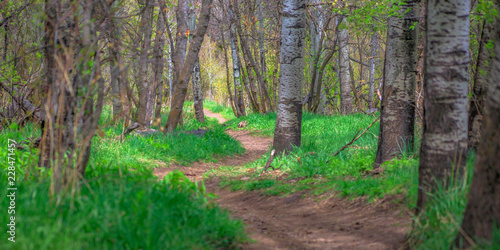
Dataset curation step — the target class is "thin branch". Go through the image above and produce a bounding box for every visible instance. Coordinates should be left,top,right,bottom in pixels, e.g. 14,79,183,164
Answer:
333,116,380,156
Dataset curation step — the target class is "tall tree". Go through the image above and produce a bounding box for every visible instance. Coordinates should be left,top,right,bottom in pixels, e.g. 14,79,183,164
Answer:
468,0,499,150
416,0,470,212
455,14,500,245
136,0,155,126
153,1,167,126
40,0,104,194
273,0,306,154
164,0,213,132
189,0,205,123
374,0,419,168
338,16,352,115
230,26,246,117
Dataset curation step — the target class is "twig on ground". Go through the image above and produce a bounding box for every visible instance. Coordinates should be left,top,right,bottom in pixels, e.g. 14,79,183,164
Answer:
332,115,380,157
261,149,276,173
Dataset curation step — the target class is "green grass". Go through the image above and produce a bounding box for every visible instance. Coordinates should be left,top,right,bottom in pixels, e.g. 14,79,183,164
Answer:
205,102,500,249
0,105,248,249
204,103,416,202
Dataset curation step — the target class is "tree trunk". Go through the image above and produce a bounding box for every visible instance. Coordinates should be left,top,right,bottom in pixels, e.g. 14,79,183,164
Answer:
273,0,306,154
374,0,419,168
229,26,246,117
137,0,154,126
416,0,470,213
40,0,104,194
257,0,269,110
153,4,166,126
189,0,205,123
456,15,500,246
468,3,499,150
231,0,272,112
164,0,213,132
368,31,378,109
338,17,352,115
109,16,122,121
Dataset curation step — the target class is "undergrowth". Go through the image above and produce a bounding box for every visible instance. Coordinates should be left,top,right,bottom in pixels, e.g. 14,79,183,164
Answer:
205,102,500,249
0,105,247,249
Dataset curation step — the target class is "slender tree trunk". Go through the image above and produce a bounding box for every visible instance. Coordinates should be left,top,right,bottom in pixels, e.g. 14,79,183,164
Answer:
257,0,269,110
153,4,166,126
164,0,213,132
468,3,498,150
231,0,272,112
189,0,205,123
456,15,500,246
416,0,470,213
338,17,352,115
273,0,306,154
137,0,154,126
374,0,419,168
229,26,246,117
220,24,236,115
109,15,122,121
368,31,378,109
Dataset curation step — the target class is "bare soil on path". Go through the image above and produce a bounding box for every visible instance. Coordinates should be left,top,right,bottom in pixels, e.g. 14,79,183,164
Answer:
154,109,412,249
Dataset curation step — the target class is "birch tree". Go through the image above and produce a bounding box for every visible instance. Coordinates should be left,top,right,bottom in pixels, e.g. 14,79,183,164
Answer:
338,17,352,115
189,0,205,123
416,0,470,212
273,0,306,154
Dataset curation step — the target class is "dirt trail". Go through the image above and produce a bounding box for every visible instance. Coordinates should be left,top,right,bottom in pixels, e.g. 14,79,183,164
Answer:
154,110,411,249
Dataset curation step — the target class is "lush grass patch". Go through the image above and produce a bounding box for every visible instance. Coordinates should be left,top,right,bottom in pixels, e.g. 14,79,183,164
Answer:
0,105,248,249
0,169,247,249
204,103,416,202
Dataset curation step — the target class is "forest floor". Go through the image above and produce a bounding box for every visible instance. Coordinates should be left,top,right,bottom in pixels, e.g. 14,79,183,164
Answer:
154,110,412,249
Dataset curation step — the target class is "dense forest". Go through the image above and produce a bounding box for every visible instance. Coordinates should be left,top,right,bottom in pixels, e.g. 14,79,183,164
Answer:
1,0,499,249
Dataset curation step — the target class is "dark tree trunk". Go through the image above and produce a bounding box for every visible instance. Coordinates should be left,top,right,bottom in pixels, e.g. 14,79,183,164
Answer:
374,0,419,168
153,3,166,126
164,0,213,132
40,0,104,194
468,2,499,150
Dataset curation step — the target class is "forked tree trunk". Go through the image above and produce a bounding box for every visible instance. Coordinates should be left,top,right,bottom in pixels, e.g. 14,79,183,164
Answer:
416,0,470,213
273,0,306,154
164,0,213,132
374,0,419,168
456,14,500,246
338,17,352,115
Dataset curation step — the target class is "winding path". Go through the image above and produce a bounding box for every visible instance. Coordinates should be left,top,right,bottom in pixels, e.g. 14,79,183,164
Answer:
154,110,411,249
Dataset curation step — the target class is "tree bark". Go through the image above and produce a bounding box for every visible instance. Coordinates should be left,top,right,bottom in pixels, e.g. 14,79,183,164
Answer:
468,3,499,150
273,0,306,154
456,14,500,246
231,0,272,112
164,0,213,132
368,31,378,109
229,25,246,117
374,0,419,168
40,0,104,194
416,0,470,213
338,17,352,115
153,3,166,126
137,0,155,126
189,0,205,123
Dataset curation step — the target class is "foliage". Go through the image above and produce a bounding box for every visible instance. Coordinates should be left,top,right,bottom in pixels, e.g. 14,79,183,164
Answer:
0,107,247,249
